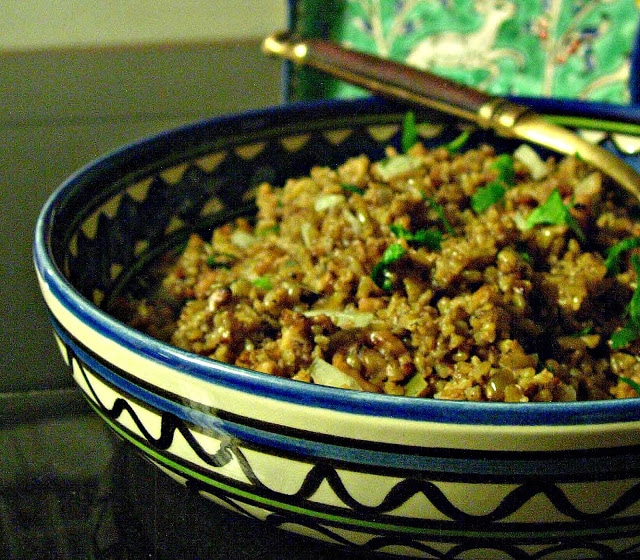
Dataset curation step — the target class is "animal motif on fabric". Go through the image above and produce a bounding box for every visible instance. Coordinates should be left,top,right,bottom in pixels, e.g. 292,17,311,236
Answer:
405,0,525,87
327,0,639,103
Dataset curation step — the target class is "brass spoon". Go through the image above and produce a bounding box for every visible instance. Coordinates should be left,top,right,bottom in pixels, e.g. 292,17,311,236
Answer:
263,31,640,201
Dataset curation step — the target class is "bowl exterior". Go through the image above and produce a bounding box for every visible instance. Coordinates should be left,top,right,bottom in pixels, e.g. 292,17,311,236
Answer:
35,99,640,558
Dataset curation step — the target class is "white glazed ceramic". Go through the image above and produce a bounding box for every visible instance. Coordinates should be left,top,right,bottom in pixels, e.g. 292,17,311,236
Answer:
34,98,640,559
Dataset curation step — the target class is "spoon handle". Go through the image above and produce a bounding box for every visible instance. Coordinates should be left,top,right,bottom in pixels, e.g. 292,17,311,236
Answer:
263,31,640,201
292,35,491,122
263,31,527,130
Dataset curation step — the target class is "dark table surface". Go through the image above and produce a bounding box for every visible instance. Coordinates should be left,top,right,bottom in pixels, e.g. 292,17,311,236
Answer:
6,387,640,560
0,389,380,560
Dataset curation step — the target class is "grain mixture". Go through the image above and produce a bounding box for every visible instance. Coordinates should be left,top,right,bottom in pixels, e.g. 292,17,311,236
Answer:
117,138,640,401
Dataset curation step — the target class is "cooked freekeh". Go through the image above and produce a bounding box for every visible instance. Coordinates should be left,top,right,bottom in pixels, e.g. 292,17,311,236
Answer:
117,140,640,401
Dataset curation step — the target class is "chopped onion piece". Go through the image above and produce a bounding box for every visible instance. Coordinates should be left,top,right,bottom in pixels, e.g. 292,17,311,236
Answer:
514,144,548,180
303,309,374,328
314,194,346,212
231,230,256,248
404,372,429,397
513,212,528,231
574,172,602,203
308,357,363,391
300,222,315,248
342,208,362,233
376,154,423,181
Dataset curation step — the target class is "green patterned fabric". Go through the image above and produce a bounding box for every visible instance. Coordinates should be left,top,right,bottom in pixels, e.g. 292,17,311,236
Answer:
289,0,640,104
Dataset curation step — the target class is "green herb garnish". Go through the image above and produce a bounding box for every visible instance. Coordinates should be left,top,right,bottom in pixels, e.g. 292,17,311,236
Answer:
518,250,532,265
390,223,442,250
401,111,419,153
619,376,640,395
252,276,273,290
445,129,470,153
206,253,236,268
604,236,640,276
610,254,640,349
206,257,230,269
341,183,366,195
423,195,456,236
371,243,406,291
524,189,585,242
470,155,515,213
572,326,594,337
256,224,280,236
515,242,532,265
610,327,640,350
492,154,516,186
471,182,507,213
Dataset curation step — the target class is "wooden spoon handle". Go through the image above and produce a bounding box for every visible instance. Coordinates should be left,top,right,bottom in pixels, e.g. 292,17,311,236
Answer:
262,31,640,201
263,31,496,123
302,37,492,121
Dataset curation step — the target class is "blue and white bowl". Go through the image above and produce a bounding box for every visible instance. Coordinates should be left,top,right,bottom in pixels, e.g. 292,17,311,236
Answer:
34,98,640,559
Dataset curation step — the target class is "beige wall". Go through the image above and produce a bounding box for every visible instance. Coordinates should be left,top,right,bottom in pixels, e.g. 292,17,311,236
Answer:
1,0,287,51
1,6,287,394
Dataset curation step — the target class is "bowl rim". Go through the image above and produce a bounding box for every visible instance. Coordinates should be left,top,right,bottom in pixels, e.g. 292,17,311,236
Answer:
34,96,640,427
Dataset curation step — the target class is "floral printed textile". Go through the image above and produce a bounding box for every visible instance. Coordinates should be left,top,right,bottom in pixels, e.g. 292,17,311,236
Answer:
288,0,640,104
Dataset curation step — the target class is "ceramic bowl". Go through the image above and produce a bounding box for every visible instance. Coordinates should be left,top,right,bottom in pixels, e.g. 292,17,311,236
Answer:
34,98,640,559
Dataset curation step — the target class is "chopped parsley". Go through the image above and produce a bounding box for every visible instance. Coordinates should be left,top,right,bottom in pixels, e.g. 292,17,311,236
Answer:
423,195,456,236
471,182,507,213
515,241,532,265
572,326,594,337
341,183,366,195
371,243,406,291
256,224,280,236
492,153,516,186
524,188,586,243
390,223,442,250
471,154,515,214
619,376,640,395
604,236,640,276
251,276,273,290
206,253,235,269
518,249,532,265
610,254,640,349
445,129,471,153
401,111,419,153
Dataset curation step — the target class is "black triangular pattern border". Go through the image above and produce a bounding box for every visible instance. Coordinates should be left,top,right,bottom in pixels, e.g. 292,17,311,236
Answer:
61,119,489,303
59,107,640,308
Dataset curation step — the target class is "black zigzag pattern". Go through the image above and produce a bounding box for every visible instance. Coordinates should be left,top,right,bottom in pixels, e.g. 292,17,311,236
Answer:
62,337,640,527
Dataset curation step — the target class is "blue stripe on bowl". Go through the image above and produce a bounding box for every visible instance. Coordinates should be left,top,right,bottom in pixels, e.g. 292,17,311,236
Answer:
51,314,640,482
40,257,640,427
82,393,640,539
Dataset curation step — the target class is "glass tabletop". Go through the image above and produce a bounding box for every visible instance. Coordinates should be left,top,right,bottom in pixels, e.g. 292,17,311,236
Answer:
0,390,377,560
